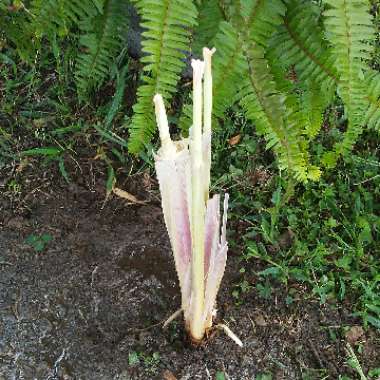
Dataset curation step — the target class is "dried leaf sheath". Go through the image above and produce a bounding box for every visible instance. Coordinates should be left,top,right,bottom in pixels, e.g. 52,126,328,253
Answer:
154,145,192,311
203,194,229,327
153,48,234,343
154,138,229,326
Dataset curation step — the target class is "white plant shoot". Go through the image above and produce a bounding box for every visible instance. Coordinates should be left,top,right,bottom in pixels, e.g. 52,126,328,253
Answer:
153,47,237,345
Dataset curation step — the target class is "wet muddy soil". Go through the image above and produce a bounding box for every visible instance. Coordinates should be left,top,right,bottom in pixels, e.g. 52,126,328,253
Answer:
0,170,379,380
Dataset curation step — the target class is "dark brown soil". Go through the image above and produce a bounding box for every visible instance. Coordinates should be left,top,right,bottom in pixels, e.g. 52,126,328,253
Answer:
0,163,379,380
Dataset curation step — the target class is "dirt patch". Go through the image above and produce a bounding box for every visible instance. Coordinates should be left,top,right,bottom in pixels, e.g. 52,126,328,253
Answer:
0,171,379,379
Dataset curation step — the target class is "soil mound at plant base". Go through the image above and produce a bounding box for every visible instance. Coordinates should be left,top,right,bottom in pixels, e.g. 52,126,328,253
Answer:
0,183,379,379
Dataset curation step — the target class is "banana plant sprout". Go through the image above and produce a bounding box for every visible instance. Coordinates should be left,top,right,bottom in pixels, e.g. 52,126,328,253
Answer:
153,48,242,346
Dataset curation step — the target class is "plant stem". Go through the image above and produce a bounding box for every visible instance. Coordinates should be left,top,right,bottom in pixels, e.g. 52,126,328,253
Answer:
202,47,215,201
190,59,206,342
153,94,175,157
203,48,214,136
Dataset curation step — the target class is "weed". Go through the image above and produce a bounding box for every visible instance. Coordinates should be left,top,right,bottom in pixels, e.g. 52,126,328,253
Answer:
239,146,379,328
256,373,273,380
127,351,160,375
128,351,139,367
215,371,226,380
7,179,21,194
25,233,53,253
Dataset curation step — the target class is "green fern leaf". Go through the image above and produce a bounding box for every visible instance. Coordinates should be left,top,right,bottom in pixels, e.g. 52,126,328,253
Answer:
1,7,38,63
364,70,380,131
30,0,69,37
75,0,128,99
269,0,338,94
266,1,338,144
238,41,311,182
229,2,315,181
128,0,198,153
300,81,329,139
192,0,224,55
30,0,98,38
212,22,246,119
216,0,287,123
323,0,375,156
266,50,328,143
238,0,286,48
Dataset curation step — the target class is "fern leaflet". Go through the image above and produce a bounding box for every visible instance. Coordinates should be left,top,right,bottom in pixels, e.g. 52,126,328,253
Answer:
192,0,224,55
75,0,128,99
323,0,375,156
128,0,198,153
364,70,380,131
30,0,98,39
269,0,337,94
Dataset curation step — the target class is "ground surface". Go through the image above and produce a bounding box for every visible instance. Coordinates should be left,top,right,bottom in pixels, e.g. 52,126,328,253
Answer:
0,164,379,380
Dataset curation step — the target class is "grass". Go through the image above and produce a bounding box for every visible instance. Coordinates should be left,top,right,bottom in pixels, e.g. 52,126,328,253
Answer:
0,43,132,186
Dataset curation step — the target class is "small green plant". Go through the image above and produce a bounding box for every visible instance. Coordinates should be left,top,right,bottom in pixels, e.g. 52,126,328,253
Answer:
256,373,273,380
7,179,21,194
238,148,380,328
127,351,160,374
25,233,53,253
143,352,160,374
368,368,380,379
128,351,139,367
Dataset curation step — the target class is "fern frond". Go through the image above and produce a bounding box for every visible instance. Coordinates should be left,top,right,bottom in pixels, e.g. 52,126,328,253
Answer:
269,0,337,94
219,0,288,122
30,0,69,37
211,22,246,119
323,0,375,155
30,0,98,38
75,0,128,99
266,1,338,149
266,48,328,143
1,6,38,63
300,81,329,139
226,2,315,181
192,0,224,55
128,0,198,153
283,91,322,180
231,0,286,48
238,42,310,181
364,70,380,131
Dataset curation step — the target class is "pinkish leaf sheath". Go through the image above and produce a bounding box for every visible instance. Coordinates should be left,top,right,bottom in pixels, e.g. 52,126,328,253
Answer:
153,48,230,344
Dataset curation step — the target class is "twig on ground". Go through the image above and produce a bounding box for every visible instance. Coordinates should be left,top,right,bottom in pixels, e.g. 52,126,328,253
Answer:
128,308,183,333
216,323,243,347
163,308,183,329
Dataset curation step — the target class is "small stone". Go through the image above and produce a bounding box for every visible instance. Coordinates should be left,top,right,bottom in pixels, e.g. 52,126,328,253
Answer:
254,314,267,327
7,216,28,229
345,325,364,344
163,369,177,380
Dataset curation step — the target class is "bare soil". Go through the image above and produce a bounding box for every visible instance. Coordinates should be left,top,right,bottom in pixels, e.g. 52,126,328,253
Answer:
0,162,379,380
